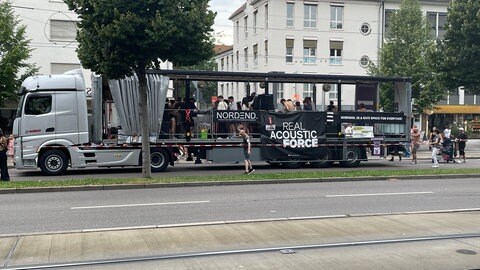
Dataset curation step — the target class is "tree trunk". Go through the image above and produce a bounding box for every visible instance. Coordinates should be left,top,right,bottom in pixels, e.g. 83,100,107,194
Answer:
136,67,151,178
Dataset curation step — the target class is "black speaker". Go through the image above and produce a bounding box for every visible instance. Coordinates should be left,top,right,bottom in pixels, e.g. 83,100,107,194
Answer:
253,94,274,111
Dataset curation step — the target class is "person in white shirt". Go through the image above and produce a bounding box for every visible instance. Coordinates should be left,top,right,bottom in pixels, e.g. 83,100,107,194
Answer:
443,125,451,139
216,96,228,137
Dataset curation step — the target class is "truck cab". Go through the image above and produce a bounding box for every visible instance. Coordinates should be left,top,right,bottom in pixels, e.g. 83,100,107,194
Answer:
12,69,88,174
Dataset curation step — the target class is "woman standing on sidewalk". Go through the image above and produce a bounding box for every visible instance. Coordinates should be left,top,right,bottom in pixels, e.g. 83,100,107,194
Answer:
0,129,10,181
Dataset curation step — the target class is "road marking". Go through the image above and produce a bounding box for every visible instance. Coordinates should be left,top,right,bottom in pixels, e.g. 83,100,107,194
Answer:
71,200,210,210
326,191,433,198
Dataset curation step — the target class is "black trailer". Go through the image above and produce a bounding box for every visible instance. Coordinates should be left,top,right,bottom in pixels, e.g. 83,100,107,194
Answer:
136,70,412,169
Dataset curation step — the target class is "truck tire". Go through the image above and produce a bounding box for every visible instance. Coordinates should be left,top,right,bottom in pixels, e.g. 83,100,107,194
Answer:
150,148,169,172
39,149,68,176
340,147,361,167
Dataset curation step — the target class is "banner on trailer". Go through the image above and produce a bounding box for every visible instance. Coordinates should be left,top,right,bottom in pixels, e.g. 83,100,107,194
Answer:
260,111,327,160
337,112,406,124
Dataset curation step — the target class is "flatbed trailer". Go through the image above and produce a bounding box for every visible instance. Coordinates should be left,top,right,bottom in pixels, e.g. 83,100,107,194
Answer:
12,70,411,175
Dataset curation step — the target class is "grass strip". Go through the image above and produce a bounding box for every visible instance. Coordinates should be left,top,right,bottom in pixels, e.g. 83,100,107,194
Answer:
1,168,479,189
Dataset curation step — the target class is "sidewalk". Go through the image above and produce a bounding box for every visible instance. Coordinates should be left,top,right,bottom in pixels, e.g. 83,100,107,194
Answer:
1,211,480,269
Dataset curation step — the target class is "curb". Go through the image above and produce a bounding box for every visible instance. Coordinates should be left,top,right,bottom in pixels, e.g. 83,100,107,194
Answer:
2,208,480,238
1,173,479,194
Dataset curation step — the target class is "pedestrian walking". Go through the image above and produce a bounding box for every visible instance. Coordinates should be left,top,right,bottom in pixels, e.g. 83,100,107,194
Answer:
456,127,467,163
410,126,420,164
238,125,254,174
430,129,441,168
0,129,10,181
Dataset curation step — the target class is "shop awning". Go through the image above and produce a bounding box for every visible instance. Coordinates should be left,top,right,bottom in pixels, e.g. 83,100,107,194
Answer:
425,105,480,115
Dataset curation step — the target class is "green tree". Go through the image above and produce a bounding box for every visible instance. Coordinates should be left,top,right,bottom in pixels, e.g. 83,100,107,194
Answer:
64,1,215,178
438,0,480,93
0,2,37,106
369,0,443,112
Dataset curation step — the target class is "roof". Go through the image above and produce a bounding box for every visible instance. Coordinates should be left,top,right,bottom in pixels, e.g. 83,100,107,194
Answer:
214,45,233,55
147,70,411,85
228,2,246,20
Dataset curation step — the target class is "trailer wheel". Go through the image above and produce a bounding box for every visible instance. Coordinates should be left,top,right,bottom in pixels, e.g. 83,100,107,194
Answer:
282,160,305,169
310,153,332,168
39,149,68,176
340,147,361,167
150,149,169,172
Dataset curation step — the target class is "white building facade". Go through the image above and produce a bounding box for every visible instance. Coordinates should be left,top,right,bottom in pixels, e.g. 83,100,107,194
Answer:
217,0,449,110
9,0,92,87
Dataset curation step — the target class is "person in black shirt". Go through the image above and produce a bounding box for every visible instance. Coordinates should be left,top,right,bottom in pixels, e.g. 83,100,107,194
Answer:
0,129,10,181
456,127,468,163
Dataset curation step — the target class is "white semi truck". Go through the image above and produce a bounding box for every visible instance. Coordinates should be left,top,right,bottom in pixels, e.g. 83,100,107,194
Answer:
12,69,412,175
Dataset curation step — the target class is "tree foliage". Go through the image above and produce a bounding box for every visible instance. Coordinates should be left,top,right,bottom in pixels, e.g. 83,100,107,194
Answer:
64,0,215,177
438,0,480,93
369,0,443,111
0,2,37,106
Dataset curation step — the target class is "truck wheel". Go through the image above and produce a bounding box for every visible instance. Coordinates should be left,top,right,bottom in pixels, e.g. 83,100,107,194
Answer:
150,149,169,172
340,147,361,167
39,149,68,176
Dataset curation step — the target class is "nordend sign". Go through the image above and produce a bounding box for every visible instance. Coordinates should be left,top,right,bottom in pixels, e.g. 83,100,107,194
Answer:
214,110,259,122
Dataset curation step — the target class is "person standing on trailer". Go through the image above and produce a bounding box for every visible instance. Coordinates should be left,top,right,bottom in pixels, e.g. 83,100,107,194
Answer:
238,125,254,174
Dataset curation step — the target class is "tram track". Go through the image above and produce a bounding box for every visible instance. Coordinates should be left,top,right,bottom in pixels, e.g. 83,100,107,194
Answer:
4,232,480,270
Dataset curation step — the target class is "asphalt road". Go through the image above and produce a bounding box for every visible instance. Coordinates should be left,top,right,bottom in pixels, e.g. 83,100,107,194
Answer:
2,177,480,235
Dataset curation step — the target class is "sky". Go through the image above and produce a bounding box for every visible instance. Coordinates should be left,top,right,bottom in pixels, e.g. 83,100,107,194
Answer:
210,0,246,45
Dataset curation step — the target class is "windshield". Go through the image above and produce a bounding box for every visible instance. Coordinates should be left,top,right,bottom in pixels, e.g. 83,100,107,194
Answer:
15,93,26,118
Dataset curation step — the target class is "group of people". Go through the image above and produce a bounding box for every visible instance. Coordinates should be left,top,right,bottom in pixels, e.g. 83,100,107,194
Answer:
0,129,13,181
279,97,315,112
428,126,467,168
388,125,468,167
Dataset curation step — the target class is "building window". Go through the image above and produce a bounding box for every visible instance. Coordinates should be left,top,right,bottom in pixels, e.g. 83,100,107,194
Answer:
303,83,314,99
384,9,396,37
329,84,338,100
286,2,294,27
244,47,249,69
330,5,343,30
304,4,317,28
51,63,81,74
427,12,447,39
360,55,370,68
265,4,269,30
244,16,248,38
303,39,317,64
360,23,371,35
220,58,225,71
253,44,258,68
253,10,258,34
236,51,239,70
329,40,343,65
50,19,77,40
265,40,269,64
286,39,294,63
277,84,284,100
